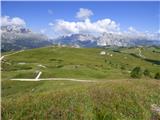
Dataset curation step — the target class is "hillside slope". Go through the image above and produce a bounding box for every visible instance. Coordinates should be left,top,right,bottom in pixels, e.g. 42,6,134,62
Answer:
1,46,160,120
1,46,160,80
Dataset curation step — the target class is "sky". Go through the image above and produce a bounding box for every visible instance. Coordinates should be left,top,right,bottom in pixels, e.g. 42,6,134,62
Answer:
1,1,160,38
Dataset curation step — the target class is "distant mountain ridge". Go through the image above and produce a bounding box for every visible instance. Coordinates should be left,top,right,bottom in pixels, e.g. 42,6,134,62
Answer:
1,25,160,52
53,34,97,47
53,33,160,47
1,26,53,52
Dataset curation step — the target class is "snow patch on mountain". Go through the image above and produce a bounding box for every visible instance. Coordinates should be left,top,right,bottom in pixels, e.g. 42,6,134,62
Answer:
53,32,160,47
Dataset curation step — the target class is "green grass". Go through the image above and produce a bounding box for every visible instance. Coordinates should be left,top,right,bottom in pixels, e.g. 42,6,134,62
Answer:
1,46,160,119
2,80,160,120
1,46,160,80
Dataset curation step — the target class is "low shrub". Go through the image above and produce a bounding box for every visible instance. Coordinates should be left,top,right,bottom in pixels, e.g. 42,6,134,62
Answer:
154,72,160,80
130,67,142,78
143,69,151,77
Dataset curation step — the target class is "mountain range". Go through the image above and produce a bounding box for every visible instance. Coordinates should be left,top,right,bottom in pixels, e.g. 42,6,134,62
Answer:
1,26,52,52
1,26,160,52
53,33,160,47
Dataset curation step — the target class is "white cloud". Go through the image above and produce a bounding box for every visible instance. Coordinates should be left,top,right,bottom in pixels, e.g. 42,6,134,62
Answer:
76,8,93,20
49,18,120,36
49,8,120,36
128,26,137,33
48,8,158,41
48,9,53,15
1,16,26,27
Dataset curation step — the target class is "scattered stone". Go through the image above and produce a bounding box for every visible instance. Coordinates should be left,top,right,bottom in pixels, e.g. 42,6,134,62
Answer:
37,64,46,68
31,88,35,92
100,51,106,55
151,104,160,120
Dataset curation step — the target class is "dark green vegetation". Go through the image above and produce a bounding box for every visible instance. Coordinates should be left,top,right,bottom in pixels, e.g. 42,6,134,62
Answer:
130,67,142,78
1,46,160,120
143,69,151,77
155,72,160,80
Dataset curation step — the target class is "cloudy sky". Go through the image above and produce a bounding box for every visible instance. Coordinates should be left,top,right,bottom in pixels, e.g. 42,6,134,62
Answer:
1,1,159,38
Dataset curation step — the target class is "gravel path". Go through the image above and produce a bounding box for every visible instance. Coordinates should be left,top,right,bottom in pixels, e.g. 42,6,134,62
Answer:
137,48,145,58
10,78,97,82
0,50,24,61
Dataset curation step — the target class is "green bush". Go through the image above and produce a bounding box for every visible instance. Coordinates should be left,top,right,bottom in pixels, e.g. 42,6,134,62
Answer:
120,65,126,70
154,73,160,80
143,69,151,77
56,65,64,68
130,67,142,78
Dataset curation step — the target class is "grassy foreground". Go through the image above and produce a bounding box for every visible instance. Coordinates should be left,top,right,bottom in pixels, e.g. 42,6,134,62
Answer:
2,79,160,120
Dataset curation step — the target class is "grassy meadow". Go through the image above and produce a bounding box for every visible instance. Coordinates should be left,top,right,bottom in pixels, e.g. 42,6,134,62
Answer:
1,46,160,120
2,46,160,80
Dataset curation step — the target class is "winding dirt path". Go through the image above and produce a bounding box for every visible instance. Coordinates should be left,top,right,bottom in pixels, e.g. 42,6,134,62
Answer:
137,48,145,58
0,50,24,61
10,78,97,82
